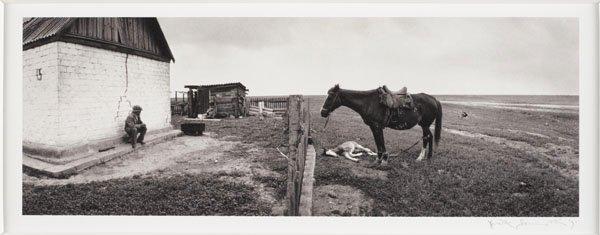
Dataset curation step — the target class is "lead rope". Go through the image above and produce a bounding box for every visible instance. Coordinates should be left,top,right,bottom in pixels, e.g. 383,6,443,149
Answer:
321,92,339,130
399,138,421,153
323,116,330,129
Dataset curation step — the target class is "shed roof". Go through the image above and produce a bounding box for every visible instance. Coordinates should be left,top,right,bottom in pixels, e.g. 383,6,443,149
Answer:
23,17,174,62
185,82,248,90
23,18,75,46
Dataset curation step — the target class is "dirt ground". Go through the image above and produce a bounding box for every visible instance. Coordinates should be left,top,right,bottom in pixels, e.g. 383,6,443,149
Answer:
23,116,288,215
23,95,579,216
308,95,578,216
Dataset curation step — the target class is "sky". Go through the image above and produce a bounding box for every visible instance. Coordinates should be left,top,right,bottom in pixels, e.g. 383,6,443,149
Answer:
158,18,578,96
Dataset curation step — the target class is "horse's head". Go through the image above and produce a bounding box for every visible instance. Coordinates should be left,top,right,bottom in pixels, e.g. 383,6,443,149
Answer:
320,84,342,117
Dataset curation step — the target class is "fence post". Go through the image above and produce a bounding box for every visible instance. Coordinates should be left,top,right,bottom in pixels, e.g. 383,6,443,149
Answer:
258,101,264,115
286,95,299,216
187,89,194,118
286,95,310,216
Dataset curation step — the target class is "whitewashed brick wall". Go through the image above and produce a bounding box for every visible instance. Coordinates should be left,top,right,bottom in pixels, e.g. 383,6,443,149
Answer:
23,43,60,146
23,41,171,148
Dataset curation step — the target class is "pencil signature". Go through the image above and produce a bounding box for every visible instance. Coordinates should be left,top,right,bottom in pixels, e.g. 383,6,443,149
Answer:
488,219,576,230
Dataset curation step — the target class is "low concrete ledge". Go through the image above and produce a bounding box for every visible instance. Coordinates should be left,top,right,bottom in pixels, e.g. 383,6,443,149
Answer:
22,141,90,160
23,127,174,160
299,144,317,216
23,129,183,178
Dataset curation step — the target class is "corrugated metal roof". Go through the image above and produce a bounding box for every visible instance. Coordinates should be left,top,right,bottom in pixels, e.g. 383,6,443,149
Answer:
185,82,247,90
23,18,75,46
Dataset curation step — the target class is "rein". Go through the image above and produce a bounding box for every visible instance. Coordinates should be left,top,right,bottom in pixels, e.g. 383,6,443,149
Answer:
323,116,330,129
322,91,340,129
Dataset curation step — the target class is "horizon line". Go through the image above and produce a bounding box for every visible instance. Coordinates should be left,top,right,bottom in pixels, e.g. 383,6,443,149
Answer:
170,92,579,97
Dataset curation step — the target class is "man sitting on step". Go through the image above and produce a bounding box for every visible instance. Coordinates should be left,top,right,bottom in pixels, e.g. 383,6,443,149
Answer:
124,105,147,149
381,85,413,109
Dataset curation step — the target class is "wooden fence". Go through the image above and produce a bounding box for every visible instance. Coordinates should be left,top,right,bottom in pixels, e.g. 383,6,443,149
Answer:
285,95,313,216
248,104,277,116
171,91,188,115
246,96,288,115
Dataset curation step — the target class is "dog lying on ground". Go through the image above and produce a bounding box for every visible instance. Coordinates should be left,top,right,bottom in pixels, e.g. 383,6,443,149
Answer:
324,141,377,162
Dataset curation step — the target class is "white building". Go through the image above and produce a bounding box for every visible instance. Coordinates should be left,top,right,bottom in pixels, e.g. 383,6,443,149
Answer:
23,18,175,159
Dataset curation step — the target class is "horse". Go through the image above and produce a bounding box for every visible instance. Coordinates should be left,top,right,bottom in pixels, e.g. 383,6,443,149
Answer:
324,141,378,162
320,84,443,166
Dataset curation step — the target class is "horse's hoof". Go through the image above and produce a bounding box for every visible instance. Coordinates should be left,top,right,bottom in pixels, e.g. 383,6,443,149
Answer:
380,160,389,167
415,158,423,162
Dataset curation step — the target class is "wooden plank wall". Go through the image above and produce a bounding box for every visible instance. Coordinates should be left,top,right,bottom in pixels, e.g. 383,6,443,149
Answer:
210,87,246,117
286,95,310,216
66,18,165,56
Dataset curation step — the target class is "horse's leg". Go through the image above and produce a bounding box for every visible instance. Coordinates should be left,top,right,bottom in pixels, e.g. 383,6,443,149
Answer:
343,152,359,162
348,146,362,157
325,149,340,158
426,126,434,159
378,132,390,167
356,144,377,155
369,125,386,165
349,151,362,157
416,126,431,162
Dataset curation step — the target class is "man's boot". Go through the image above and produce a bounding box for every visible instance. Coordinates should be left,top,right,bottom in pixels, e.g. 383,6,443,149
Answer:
130,129,138,149
137,126,146,145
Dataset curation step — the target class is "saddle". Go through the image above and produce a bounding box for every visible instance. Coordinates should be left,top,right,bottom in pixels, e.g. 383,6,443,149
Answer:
377,85,420,129
378,85,414,109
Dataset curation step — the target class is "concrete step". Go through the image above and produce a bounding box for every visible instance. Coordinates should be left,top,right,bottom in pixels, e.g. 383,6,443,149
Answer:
23,130,183,178
27,148,96,165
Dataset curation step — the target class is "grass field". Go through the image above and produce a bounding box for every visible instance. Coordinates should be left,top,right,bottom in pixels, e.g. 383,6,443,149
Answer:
23,174,272,215
23,94,578,216
308,95,578,216
23,116,288,215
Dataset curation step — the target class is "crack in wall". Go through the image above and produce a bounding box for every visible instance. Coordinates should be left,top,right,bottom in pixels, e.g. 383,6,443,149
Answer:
114,54,132,121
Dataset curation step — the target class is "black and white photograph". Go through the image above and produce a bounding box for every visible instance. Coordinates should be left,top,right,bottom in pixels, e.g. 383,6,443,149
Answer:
20,16,580,217
2,2,598,235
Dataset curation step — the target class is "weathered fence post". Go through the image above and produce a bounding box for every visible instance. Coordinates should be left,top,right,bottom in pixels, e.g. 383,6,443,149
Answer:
299,144,316,216
285,95,310,216
258,101,264,115
187,88,194,118
286,95,300,215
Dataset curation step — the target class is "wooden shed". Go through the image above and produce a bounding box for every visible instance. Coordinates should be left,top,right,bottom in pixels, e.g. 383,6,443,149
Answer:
185,83,248,118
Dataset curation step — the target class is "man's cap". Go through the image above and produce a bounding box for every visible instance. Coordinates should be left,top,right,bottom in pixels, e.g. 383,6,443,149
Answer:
132,105,143,111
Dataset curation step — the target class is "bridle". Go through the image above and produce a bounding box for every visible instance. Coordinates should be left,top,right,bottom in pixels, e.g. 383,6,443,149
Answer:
322,91,340,129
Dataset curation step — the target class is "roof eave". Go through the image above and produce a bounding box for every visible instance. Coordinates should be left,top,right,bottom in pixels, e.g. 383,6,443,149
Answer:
153,18,175,63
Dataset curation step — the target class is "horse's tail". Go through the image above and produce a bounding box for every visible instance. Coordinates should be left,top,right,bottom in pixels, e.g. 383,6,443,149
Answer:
434,98,442,148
